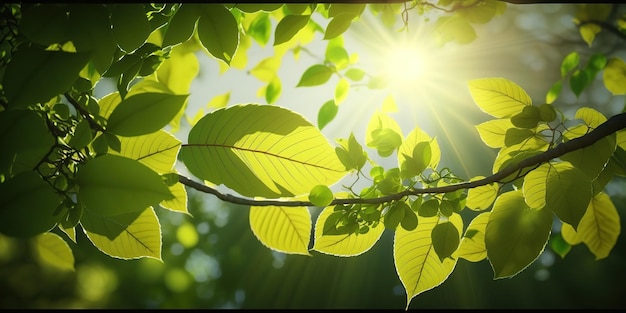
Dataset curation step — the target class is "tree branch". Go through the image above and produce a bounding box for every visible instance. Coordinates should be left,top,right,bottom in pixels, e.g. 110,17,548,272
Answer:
179,112,626,208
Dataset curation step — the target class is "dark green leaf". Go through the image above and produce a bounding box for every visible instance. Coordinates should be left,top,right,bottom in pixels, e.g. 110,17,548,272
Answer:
111,4,152,52
400,204,418,231
20,4,71,46
107,93,188,137
195,4,239,65
431,222,460,261
324,13,355,40
68,119,94,151
510,105,541,129
418,198,439,217
384,202,406,230
274,15,310,46
161,4,200,48
570,69,590,97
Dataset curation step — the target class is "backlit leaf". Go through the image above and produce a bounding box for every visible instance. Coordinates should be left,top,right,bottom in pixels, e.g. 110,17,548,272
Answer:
431,222,460,261
181,104,347,198
475,119,514,148
318,100,338,130
468,78,531,118
466,176,498,211
35,232,74,271
579,23,601,47
324,13,355,40
546,162,592,229
561,192,620,260
309,185,334,207
366,110,404,157
457,212,490,262
274,15,310,46
109,130,182,174
313,205,384,256
81,207,161,260
195,4,239,65
523,163,552,209
297,64,334,87
160,182,189,214
207,91,230,109
334,77,350,105
394,214,462,309
603,57,626,95
76,155,173,217
485,190,553,278
250,206,311,255
560,52,579,77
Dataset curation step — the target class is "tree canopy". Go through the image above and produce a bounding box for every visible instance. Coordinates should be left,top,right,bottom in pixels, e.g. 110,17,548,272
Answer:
1,1,625,309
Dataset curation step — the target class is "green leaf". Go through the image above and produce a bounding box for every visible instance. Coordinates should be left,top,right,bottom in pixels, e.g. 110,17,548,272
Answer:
344,68,366,81
570,69,590,97
431,222,460,261
545,162,592,230
0,110,54,178
545,80,562,104
0,172,63,237
274,15,310,46
35,233,75,271
369,128,403,158
235,4,283,13
19,4,71,46
247,13,272,46
326,44,350,70
207,91,231,109
3,47,92,109
107,92,189,137
434,15,477,45
560,52,580,77
161,4,200,48
309,185,334,207
297,64,334,87
67,4,117,74
318,100,338,130
398,127,440,178
579,23,601,47
485,190,553,278
76,155,173,217
334,77,350,105
108,130,182,174
68,119,94,151
562,127,616,180
265,76,282,104
475,119,514,148
181,104,346,198
384,201,407,230
539,103,557,122
466,176,498,211
549,232,571,259
394,214,462,309
560,192,620,260
195,4,239,65
111,4,151,52
313,205,384,256
328,4,365,18
468,78,532,118
511,105,541,129
457,212,490,262
249,206,311,255
603,57,626,95
81,207,162,260
324,13,355,40
400,204,418,231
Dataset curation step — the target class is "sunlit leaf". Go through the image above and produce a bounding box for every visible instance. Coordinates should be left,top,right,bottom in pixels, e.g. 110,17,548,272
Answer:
510,105,541,129
318,100,338,130
156,46,200,95
570,69,589,97
313,205,384,256
468,78,531,118
394,214,462,309
109,130,182,174
81,207,161,260
309,185,334,207
561,51,580,77
603,57,626,95
457,212,490,262
434,15,476,45
475,119,514,148
334,77,350,105
579,23,601,47
366,110,404,157
181,104,347,198
545,162,592,229
76,155,173,217
560,192,620,260
466,176,498,211
297,64,334,87
35,232,74,271
250,205,311,255
485,190,553,279
562,123,616,180
344,68,365,81
545,80,562,104
265,76,282,104
522,163,552,209
160,181,189,214
0,172,62,237
207,91,231,109
324,13,355,40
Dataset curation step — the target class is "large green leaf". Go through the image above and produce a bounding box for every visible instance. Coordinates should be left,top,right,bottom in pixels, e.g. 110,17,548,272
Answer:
560,192,620,260
195,4,239,65
249,206,311,255
2,47,92,109
603,57,626,95
0,110,54,178
67,4,117,74
19,4,71,46
81,207,161,260
76,155,173,217
398,127,440,179
107,92,189,137
475,119,514,148
546,162,592,229
161,4,200,48
313,205,384,257
394,214,463,309
181,104,347,198
485,190,553,279
468,78,532,118
457,212,490,262
465,176,498,211
0,172,62,237
108,130,182,174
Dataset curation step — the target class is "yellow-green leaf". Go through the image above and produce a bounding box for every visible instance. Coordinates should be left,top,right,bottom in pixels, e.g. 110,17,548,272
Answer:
249,206,311,255
160,182,189,214
522,163,552,209
394,214,462,309
109,130,182,174
309,185,333,207
81,207,162,260
561,192,620,260
466,176,498,211
334,77,349,105
207,91,231,109
546,162,593,229
603,57,626,95
485,190,553,279
398,127,440,179
313,205,384,256
475,119,514,148
181,104,347,198
468,78,532,118
579,23,601,47
457,212,490,262
34,232,75,271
